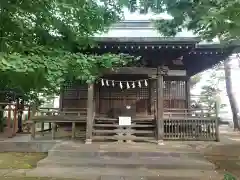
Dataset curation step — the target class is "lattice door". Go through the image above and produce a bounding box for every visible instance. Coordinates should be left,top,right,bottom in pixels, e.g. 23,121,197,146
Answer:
163,80,186,109
62,81,88,109
99,85,149,116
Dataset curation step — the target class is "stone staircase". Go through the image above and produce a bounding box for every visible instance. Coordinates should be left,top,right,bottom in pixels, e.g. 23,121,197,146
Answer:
26,141,221,180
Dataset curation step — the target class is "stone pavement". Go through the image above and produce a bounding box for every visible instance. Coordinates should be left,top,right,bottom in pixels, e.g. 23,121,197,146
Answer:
14,141,220,180
1,125,238,179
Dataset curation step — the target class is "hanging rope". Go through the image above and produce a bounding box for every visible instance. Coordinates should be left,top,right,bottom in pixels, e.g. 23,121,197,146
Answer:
100,77,153,89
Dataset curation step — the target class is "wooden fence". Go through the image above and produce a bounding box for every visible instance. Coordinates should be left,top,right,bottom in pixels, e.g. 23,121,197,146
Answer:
163,108,218,141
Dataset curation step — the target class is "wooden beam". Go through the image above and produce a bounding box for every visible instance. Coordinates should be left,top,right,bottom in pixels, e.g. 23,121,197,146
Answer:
95,84,100,115
41,122,44,136
104,67,156,76
149,79,156,115
85,83,94,144
52,122,56,140
103,67,187,77
185,77,191,109
31,122,36,139
59,88,64,110
156,67,165,145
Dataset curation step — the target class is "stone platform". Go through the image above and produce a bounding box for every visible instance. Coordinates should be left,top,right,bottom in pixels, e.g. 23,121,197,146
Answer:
23,141,220,180
0,134,61,152
0,133,226,179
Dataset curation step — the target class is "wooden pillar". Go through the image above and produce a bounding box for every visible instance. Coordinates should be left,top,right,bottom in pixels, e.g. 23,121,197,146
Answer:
40,122,44,136
59,88,64,111
52,122,56,140
148,79,155,115
156,67,165,145
85,83,94,144
185,77,191,109
95,84,100,115
31,122,36,139
12,106,17,136
27,106,31,120
7,105,11,129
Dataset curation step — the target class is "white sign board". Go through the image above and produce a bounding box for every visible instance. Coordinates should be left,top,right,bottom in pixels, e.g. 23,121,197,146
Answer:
119,116,131,126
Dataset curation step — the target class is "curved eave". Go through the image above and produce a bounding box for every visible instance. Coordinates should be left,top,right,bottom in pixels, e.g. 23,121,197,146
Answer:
85,38,238,76
185,47,234,76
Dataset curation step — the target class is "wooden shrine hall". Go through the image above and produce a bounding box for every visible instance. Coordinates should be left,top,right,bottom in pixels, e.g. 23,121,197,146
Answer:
31,37,238,144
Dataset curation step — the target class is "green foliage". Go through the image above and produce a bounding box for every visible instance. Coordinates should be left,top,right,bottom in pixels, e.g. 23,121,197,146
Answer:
119,0,162,14
153,0,240,40
120,0,240,40
0,0,130,104
0,0,122,52
0,47,136,102
224,173,237,180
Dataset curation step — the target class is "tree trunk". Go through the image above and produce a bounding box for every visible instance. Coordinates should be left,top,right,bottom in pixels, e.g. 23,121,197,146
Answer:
224,60,240,130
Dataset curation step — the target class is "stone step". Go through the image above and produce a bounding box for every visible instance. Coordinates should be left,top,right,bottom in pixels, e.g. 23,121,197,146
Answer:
26,166,220,180
37,156,214,170
48,149,203,159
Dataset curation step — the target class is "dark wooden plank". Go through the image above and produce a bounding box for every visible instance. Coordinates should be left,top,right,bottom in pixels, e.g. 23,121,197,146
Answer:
95,84,100,115
72,122,76,139
31,116,87,122
132,117,155,121
93,130,154,134
86,83,94,143
94,116,154,121
92,135,155,141
93,124,155,128
156,67,164,142
103,67,156,76
185,77,191,109
52,122,56,140
163,116,214,120
94,117,118,121
31,122,36,139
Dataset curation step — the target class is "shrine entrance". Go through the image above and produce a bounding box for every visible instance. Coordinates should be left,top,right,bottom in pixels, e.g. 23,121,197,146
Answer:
97,74,151,118
93,74,156,142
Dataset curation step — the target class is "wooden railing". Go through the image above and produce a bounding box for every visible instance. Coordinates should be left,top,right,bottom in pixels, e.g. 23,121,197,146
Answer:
163,108,218,141
34,107,87,118
29,107,87,139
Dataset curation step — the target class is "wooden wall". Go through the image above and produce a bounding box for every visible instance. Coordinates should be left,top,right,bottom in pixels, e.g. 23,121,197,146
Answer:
61,76,188,116
98,84,149,116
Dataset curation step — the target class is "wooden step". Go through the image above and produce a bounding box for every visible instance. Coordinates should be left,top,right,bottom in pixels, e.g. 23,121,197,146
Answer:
93,129,154,134
92,135,155,141
93,124,155,128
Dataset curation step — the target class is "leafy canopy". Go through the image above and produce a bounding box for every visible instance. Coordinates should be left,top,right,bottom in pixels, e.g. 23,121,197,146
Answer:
120,0,240,40
0,0,135,103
